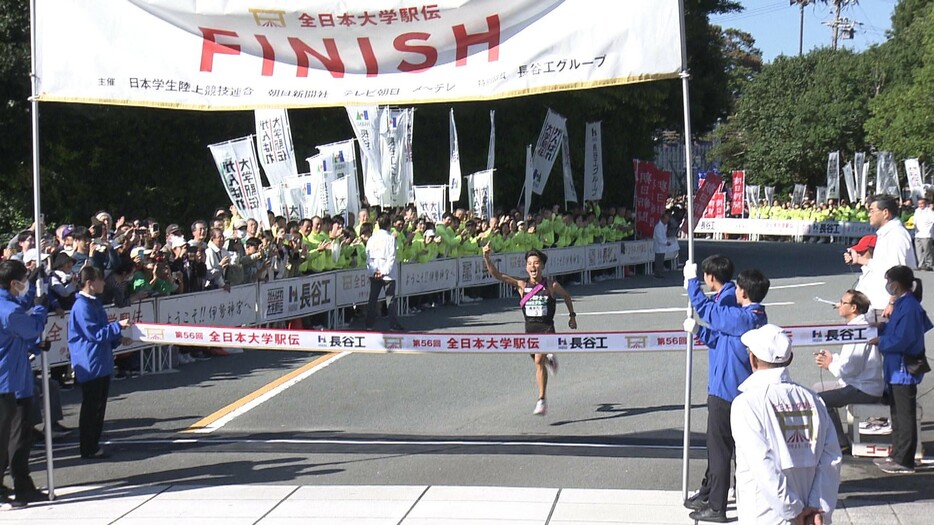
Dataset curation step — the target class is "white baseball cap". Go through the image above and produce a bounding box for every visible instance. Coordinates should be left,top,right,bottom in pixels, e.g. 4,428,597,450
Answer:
169,236,187,249
740,324,793,364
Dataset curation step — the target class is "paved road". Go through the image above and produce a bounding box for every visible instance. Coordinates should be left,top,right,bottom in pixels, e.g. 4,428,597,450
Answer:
27,241,934,508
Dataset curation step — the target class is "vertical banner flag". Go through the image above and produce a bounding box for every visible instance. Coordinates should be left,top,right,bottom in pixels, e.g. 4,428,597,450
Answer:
346,107,388,206
524,144,533,213
381,108,410,206
583,121,604,201
281,176,308,221
704,191,726,219
905,158,924,203
730,170,746,216
764,186,775,206
449,108,462,202
487,110,496,171
316,140,361,219
688,171,723,231
561,133,578,204
877,151,900,197
861,159,870,203
467,169,495,220
414,185,446,224
254,109,298,187
826,151,840,199
745,185,760,210
330,176,351,219
792,184,806,206
842,162,857,202
530,109,567,195
854,151,866,202
264,185,285,219
208,137,269,228
305,154,336,217
633,160,670,238
816,186,828,205
404,107,416,204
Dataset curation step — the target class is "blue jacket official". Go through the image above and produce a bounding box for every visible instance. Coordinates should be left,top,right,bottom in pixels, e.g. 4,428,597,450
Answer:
68,292,122,384
878,292,932,386
0,289,48,394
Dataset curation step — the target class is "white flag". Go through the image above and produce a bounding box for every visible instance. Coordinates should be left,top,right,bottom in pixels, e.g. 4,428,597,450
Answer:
467,169,495,220
305,154,336,217
745,185,760,208
764,186,775,206
317,140,360,218
208,137,269,228
524,144,533,214
403,107,415,204
905,158,924,202
816,186,828,205
449,108,462,202
826,151,840,199
346,106,388,206
264,185,285,219
281,177,307,221
414,185,446,224
854,152,866,202
531,109,567,195
583,121,604,201
792,184,806,206
254,109,298,187
842,162,857,202
486,110,495,171
876,151,900,197
861,160,870,203
561,133,577,204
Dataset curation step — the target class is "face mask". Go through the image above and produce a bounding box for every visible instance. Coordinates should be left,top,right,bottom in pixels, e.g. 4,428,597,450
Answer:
885,282,898,296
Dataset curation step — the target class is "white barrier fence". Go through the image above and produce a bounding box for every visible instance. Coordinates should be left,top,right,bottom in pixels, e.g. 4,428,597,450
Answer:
41,240,680,368
694,218,877,239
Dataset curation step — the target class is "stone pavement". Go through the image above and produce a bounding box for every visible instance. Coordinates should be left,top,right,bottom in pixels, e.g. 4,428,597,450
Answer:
0,483,929,524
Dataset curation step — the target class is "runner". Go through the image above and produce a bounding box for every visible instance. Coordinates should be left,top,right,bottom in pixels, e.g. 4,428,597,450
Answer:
482,244,577,415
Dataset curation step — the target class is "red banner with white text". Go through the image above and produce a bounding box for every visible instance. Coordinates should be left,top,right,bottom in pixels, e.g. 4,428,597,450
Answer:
634,160,671,238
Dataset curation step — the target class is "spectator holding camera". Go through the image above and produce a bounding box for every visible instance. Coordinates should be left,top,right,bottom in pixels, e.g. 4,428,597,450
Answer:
204,228,231,290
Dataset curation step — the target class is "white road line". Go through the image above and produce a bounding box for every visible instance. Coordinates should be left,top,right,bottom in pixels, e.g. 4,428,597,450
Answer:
191,352,349,434
680,281,826,297
575,302,794,316
103,437,705,451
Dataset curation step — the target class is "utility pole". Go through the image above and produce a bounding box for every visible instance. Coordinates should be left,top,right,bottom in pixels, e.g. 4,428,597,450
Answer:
791,0,812,56
832,0,842,49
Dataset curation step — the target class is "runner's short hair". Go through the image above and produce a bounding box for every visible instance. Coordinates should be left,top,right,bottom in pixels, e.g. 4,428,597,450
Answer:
525,249,548,265
701,255,734,284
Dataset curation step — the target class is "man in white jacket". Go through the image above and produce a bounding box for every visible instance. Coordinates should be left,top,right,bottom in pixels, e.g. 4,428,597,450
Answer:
813,290,884,451
652,210,672,278
732,324,842,525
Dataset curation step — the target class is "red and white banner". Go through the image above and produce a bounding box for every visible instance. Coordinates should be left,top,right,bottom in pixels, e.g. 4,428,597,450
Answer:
633,160,670,238
686,172,722,232
36,1,681,110
208,137,269,227
730,170,745,216
128,323,875,354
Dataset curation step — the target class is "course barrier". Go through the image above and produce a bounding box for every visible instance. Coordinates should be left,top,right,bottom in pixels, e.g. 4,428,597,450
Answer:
40,240,681,368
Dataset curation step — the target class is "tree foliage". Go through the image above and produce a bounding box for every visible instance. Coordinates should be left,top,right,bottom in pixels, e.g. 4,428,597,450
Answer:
864,1,934,163
709,48,874,189
0,0,738,232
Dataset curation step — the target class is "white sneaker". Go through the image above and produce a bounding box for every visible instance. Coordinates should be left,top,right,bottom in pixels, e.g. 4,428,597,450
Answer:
533,399,547,416
861,421,893,435
545,354,558,376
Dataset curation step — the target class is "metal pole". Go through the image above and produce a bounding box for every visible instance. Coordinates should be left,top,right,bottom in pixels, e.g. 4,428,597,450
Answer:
29,0,56,500
677,0,696,500
799,3,805,56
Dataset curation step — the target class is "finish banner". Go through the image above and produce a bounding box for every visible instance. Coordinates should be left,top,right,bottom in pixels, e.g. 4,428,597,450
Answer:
35,0,681,110
129,323,875,354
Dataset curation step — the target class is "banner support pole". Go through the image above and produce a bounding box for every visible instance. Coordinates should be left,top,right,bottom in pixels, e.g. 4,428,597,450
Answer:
678,0,696,501
30,0,56,501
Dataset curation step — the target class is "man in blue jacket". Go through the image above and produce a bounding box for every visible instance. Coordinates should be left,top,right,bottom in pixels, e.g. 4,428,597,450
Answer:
683,265,770,523
0,260,48,508
69,266,131,459
680,255,735,512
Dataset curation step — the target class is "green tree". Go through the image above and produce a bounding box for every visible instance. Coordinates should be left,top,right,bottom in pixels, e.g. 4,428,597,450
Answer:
864,1,934,163
710,48,875,190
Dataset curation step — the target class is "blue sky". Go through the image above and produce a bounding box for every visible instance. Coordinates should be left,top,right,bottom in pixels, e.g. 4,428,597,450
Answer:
710,0,898,62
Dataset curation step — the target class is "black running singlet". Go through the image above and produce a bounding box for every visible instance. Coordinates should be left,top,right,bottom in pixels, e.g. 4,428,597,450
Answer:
521,278,556,332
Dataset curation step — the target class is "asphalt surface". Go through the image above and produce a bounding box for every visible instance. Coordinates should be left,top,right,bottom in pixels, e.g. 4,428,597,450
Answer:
28,240,934,503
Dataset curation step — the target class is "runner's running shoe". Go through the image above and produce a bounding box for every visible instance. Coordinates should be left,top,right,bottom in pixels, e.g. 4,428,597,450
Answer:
533,399,547,416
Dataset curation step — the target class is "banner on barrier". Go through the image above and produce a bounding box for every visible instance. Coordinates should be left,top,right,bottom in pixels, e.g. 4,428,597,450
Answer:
336,268,382,307
586,244,621,270
260,273,336,321
619,240,654,265
159,284,258,326
541,247,586,275
457,256,501,288
130,323,876,354
400,258,460,295
695,218,877,238
42,301,157,367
